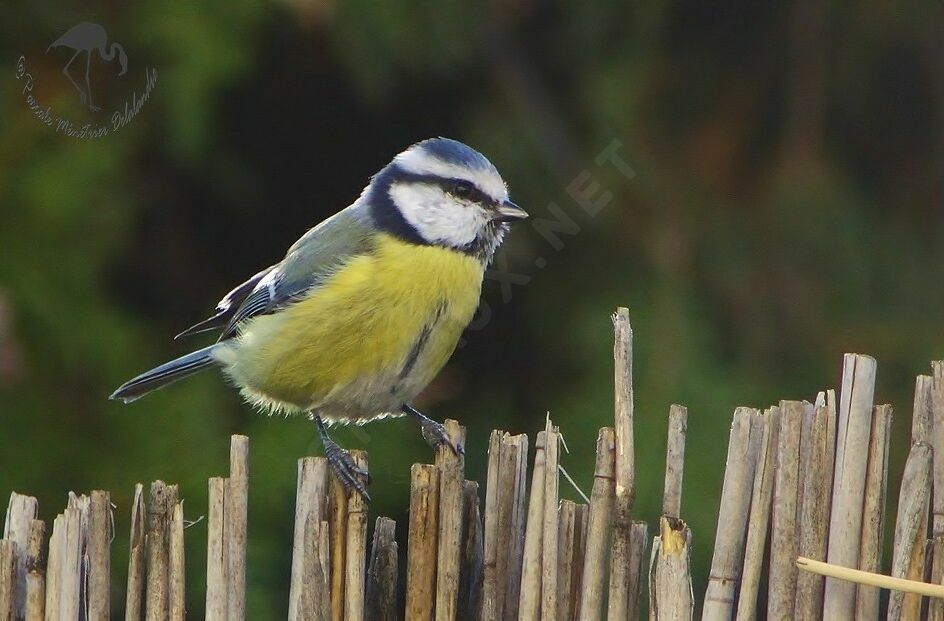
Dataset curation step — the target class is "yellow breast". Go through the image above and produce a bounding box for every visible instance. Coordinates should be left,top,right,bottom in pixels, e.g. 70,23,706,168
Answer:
225,234,484,414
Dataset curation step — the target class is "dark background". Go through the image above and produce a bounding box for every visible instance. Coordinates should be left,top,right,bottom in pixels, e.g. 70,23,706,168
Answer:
2,1,943,617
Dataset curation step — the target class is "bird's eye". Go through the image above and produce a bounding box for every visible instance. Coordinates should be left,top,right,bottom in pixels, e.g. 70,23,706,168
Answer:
452,181,474,198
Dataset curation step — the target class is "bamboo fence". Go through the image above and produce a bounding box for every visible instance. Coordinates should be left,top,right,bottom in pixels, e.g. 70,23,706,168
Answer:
3,308,944,620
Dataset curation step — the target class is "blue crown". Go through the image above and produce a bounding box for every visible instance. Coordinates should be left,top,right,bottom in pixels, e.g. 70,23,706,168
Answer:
415,137,494,172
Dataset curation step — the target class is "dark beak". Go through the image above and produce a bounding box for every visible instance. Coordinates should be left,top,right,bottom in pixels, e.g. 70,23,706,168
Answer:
494,200,529,222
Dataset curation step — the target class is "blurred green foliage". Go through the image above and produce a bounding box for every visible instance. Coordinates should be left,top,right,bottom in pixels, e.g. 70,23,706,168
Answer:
1,0,943,617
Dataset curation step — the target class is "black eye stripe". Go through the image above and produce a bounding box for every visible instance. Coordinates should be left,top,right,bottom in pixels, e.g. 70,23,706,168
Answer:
448,180,489,204
391,168,498,207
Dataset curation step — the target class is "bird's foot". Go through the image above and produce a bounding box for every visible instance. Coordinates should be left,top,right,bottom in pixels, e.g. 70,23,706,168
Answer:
89,104,100,112
324,440,371,502
314,415,370,501
402,404,463,455
420,418,463,455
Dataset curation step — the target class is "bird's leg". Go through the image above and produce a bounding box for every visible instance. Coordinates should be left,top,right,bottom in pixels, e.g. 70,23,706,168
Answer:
61,50,86,104
313,414,370,502
84,52,99,112
402,404,462,454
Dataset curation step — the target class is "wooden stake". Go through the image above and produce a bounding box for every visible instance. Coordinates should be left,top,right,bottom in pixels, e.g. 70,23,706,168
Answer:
458,481,483,621
703,407,762,621
436,421,466,621
627,521,649,620
0,539,14,621
924,360,944,621
3,492,37,619
290,457,329,621
300,516,330,621
929,363,944,621
824,354,877,620
146,481,171,621
768,401,804,620
365,517,397,621
24,519,44,621
503,434,529,621
911,375,933,445
612,309,635,494
44,514,62,621
931,362,944,536
578,427,616,621
930,536,944,621
228,435,249,621
649,517,694,621
126,484,146,621
406,463,440,621
888,374,934,621
662,406,688,520
610,308,636,621
651,402,691,621
794,402,815,539
58,507,82,621
824,389,838,505
543,420,561,621
557,501,577,621
887,442,932,621
480,430,504,621
572,504,589,621
735,406,779,621
794,403,833,621
854,404,892,620
88,490,111,621
169,502,185,621
320,521,331,610
329,474,349,621
344,451,368,621
206,477,229,621
518,431,547,621
484,433,528,621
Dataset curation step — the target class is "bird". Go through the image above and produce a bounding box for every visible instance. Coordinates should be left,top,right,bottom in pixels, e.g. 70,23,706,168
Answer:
46,22,128,112
110,138,529,500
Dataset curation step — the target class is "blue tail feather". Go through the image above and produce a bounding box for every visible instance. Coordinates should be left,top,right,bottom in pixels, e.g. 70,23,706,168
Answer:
110,345,217,403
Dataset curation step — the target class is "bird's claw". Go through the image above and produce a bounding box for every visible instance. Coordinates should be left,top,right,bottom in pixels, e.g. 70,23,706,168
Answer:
402,404,463,455
324,439,371,502
420,418,463,455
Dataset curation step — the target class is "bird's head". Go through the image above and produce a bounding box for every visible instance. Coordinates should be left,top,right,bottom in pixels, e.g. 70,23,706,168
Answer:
367,138,528,260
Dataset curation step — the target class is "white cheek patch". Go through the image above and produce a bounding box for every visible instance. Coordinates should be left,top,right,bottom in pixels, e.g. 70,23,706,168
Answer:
389,182,487,247
395,148,508,203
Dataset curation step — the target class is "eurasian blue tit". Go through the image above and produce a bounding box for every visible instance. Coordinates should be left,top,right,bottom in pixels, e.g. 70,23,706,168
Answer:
111,137,528,498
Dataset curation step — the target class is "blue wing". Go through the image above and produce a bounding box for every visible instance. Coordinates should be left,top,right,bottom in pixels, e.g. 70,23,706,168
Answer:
177,203,375,342
174,266,276,339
